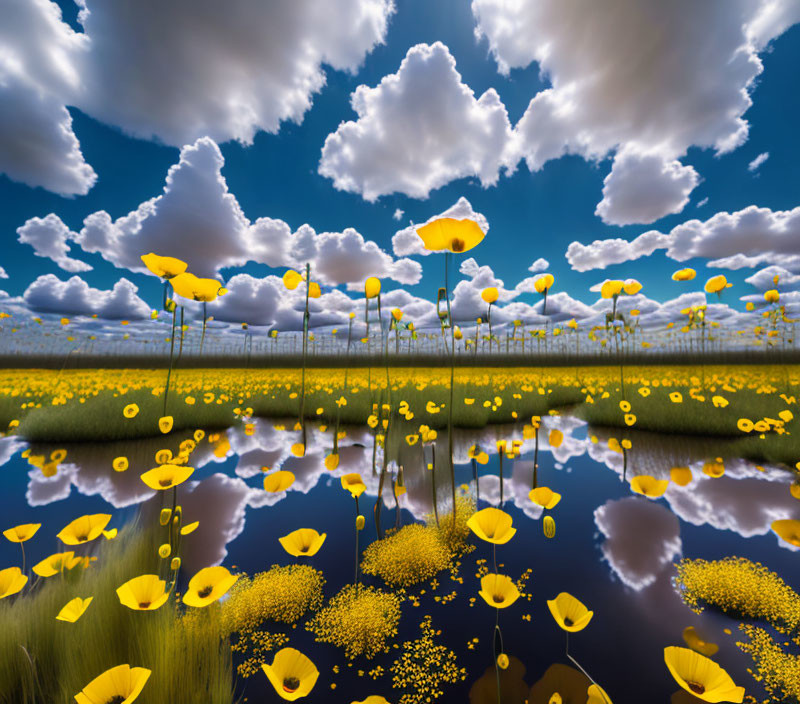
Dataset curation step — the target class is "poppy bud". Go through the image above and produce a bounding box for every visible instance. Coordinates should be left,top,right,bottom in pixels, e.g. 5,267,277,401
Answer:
170,557,181,571
543,515,556,539
497,653,509,670
158,543,171,558
356,515,365,531
159,508,172,525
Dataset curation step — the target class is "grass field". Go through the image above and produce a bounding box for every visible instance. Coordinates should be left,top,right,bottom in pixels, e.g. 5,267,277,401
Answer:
1,364,797,465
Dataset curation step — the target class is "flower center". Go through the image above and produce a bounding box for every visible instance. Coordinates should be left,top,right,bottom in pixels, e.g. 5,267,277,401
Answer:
106,697,126,704
158,479,173,488
283,677,300,693
450,237,465,252
688,682,705,695
197,585,213,598
492,594,504,604
563,617,574,627
76,534,88,542
138,602,151,609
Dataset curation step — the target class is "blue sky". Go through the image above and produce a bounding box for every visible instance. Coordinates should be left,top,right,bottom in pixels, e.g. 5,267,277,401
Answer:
2,0,800,330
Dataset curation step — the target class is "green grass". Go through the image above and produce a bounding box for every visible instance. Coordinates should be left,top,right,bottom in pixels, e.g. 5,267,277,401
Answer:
0,524,234,704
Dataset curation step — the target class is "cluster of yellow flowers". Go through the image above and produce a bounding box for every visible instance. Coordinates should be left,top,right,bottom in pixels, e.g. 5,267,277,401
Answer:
676,558,800,643
306,584,401,659
221,564,325,633
361,523,451,587
737,624,800,702
389,615,467,704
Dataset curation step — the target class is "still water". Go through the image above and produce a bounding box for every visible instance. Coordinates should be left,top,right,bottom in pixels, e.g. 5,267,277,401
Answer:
1,415,798,703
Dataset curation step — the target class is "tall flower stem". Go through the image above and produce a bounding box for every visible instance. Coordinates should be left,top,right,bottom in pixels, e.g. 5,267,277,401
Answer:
445,253,457,521
299,262,310,425
163,301,177,417
354,496,360,587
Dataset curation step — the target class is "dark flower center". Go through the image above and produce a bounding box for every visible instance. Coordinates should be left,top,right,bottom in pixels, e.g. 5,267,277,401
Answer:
198,585,213,598
139,602,151,609
76,534,88,542
450,238,465,252
688,682,705,695
492,594,504,604
563,617,574,627
159,479,173,488
283,677,300,693
106,696,126,704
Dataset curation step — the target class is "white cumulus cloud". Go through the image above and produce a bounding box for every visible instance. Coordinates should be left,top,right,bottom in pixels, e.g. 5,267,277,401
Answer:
17,213,92,272
23,273,150,319
473,0,800,223
319,42,513,201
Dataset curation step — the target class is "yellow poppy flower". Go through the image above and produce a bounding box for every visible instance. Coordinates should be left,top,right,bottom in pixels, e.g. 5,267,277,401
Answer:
586,684,612,703
623,279,642,295
479,573,520,609
481,287,499,304
356,515,366,531
670,392,683,403
279,528,327,557
630,475,670,499
117,574,170,611
670,467,693,487
112,456,129,472
308,281,321,298
182,566,239,608
140,464,195,490
170,272,226,301
682,627,719,657
123,403,139,418
283,269,303,290
663,646,744,703
365,277,381,299
57,514,112,545
547,592,594,632
352,697,390,704
3,523,41,543
262,647,319,701
600,280,624,299
704,275,731,295
467,507,516,544
0,566,27,599
549,429,563,447
341,473,367,499
529,487,562,509
264,470,296,493
672,268,696,281
771,519,800,547
324,453,340,470
32,551,81,577
534,274,554,293
702,462,725,479
158,415,174,434
497,653,509,670
291,442,306,457
74,664,151,704
141,252,187,279
56,596,93,622
415,217,485,253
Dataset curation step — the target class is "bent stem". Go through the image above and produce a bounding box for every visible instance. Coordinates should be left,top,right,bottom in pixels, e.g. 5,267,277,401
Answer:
565,633,611,703
163,302,177,416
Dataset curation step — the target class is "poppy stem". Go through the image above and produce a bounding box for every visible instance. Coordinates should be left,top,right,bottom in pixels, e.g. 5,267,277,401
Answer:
164,302,177,416
431,445,439,528
19,542,25,575
444,253,456,522
565,634,609,702
354,496,360,587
